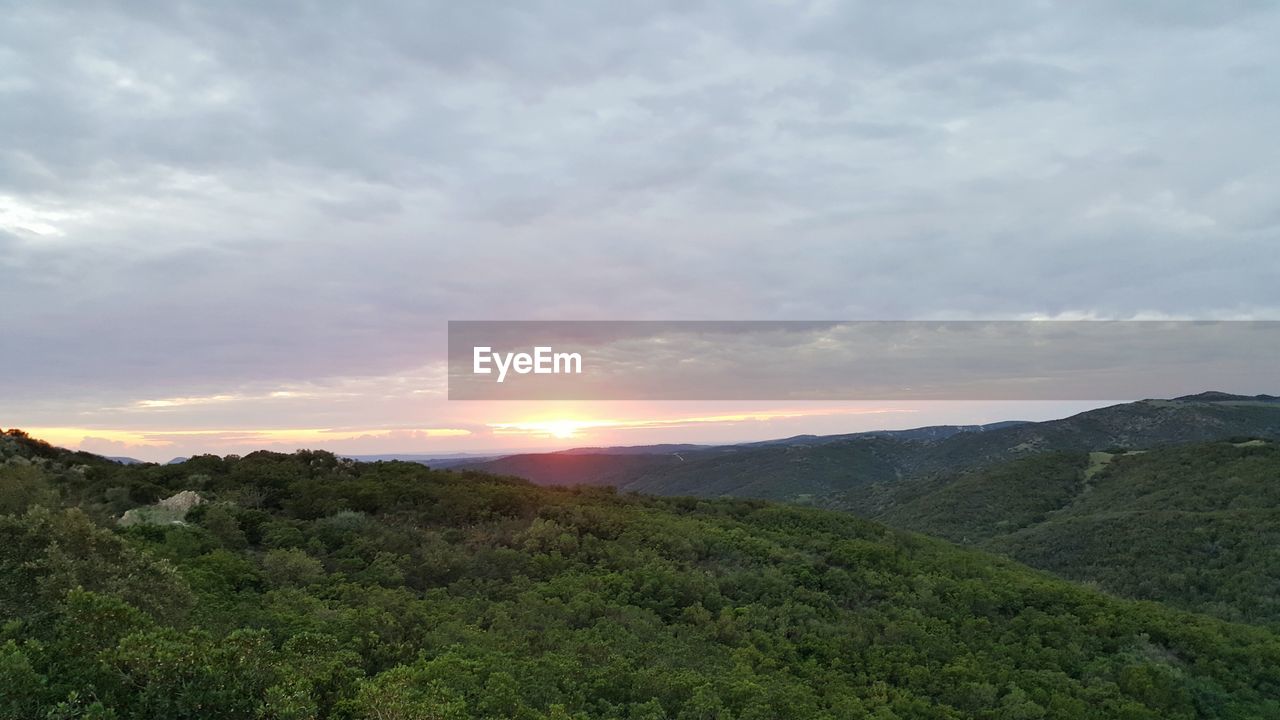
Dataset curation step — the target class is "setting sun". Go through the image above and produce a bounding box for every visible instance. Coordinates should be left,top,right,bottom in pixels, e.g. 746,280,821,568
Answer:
490,418,596,439
481,405,915,446
543,420,582,439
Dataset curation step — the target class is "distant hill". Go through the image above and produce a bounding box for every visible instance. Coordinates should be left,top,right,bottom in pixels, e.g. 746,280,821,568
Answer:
740,421,1031,447
464,394,1280,507
462,451,686,487
343,452,512,468
331,448,703,471
876,440,1280,628
1171,391,1280,404
557,443,708,455
901,394,1280,470
458,421,1035,491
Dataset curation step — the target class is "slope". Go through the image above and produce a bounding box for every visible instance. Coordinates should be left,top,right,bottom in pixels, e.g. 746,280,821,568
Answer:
1,430,1279,718
617,394,1280,505
877,440,1280,628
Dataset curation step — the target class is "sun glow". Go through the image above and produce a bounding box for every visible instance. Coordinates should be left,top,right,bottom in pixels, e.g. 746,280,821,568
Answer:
544,420,584,439
490,418,602,439
486,405,908,441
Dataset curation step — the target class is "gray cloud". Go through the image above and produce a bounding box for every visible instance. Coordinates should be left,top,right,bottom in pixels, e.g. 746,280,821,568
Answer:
1,0,1278,415
447,321,1280,401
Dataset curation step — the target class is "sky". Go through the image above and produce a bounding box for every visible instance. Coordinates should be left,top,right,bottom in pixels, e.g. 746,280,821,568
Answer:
2,1,1279,461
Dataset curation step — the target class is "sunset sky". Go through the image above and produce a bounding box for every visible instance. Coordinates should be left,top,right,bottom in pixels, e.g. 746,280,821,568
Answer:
19,398,1115,463
3,2,1279,461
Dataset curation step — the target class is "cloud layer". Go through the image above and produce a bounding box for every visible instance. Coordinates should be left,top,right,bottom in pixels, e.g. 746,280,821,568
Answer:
2,1,1278,447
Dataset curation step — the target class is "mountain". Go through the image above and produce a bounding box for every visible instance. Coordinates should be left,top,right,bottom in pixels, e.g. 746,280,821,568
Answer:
3,431,1280,717
876,439,1280,628
457,421,1037,492
105,455,145,465
557,443,709,455
462,451,686,487
461,394,1280,509
335,448,706,472
1171,391,1280,403
739,421,1031,447
889,394,1280,473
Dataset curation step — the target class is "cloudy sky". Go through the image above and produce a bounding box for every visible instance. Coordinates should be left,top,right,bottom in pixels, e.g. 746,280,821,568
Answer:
2,1,1278,460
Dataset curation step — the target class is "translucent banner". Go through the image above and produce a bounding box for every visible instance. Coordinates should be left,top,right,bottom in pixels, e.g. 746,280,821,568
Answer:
447,321,1280,401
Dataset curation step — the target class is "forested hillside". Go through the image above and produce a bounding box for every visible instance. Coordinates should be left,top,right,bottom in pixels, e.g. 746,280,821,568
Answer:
3,430,1280,719
876,441,1280,629
460,396,1280,509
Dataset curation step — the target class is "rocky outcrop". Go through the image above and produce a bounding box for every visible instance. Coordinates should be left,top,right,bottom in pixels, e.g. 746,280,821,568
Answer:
118,490,205,527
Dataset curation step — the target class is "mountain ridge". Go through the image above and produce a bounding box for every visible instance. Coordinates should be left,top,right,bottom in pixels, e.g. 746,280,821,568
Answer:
459,394,1280,506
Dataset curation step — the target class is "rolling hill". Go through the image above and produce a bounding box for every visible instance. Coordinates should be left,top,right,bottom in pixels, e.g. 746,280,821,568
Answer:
3,429,1280,718
875,440,1280,628
454,451,687,487
449,395,1280,632
460,394,1280,509
459,421,1033,492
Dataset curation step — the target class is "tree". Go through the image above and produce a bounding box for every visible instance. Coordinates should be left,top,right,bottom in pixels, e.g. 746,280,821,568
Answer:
0,465,59,515
261,549,324,589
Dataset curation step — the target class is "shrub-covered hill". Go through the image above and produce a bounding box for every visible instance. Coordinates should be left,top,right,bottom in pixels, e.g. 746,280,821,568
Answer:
3,431,1280,719
876,440,1280,629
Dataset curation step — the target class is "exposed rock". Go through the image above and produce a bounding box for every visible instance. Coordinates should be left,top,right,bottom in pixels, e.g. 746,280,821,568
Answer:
157,490,204,515
118,490,205,527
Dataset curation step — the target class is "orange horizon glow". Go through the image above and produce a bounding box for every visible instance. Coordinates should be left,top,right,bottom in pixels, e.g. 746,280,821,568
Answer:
18,405,910,452
20,426,474,450
489,405,907,439
12,399,1115,463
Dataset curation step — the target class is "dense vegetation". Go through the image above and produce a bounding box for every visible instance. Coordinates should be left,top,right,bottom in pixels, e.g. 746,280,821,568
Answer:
4,430,1280,719
454,398,1280,634
876,441,1280,629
